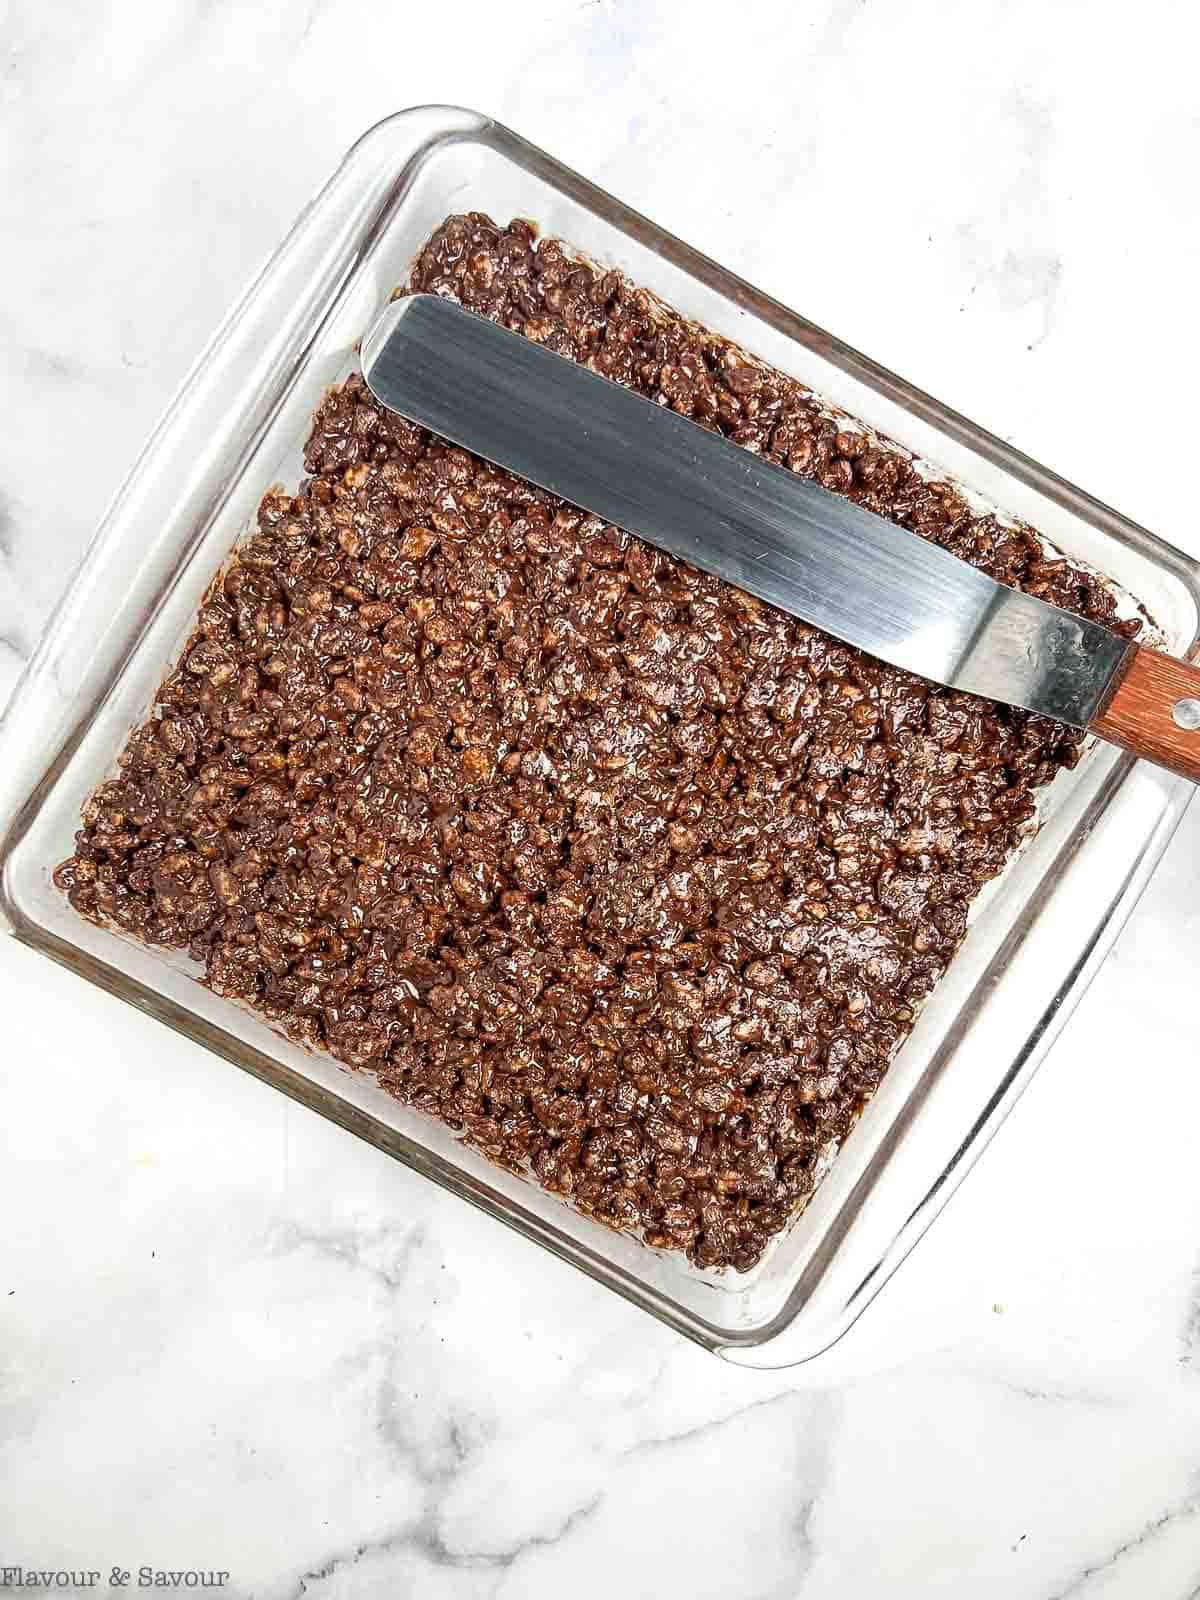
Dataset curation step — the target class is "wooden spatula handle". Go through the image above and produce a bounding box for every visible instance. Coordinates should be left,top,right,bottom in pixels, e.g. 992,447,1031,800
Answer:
1090,645,1200,782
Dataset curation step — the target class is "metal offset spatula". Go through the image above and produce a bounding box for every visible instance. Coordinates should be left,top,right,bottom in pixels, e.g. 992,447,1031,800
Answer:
362,295,1200,784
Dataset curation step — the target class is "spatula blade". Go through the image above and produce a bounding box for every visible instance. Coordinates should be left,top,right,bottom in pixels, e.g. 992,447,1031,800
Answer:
362,294,1130,728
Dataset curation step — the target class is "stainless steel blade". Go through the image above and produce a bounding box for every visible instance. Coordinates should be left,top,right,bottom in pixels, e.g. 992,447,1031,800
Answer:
362,295,1132,727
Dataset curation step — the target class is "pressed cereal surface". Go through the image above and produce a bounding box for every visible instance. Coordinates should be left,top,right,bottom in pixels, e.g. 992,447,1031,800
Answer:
55,215,1136,1270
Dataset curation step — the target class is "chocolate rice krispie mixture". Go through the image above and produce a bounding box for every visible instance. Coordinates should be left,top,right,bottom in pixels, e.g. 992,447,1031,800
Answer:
55,214,1139,1270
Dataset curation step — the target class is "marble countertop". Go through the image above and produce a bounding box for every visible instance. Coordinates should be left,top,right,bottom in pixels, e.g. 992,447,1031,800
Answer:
4,3,1200,1594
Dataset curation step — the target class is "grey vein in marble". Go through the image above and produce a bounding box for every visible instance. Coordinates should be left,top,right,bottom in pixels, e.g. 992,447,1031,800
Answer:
969,1368,1119,1410
0,632,27,669
281,1481,603,1598
0,488,16,565
1044,1491,1200,1600
15,343,83,383
267,1217,431,1294
281,1388,833,1600
1180,1259,1200,1367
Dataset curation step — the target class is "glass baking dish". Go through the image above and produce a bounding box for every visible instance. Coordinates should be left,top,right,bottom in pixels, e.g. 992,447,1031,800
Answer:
1,106,1196,1368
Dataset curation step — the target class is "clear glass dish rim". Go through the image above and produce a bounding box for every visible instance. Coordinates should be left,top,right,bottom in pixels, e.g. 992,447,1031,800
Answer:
1,105,1196,1367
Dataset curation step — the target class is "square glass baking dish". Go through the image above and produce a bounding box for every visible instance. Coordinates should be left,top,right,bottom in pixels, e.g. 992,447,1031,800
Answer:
1,106,1196,1368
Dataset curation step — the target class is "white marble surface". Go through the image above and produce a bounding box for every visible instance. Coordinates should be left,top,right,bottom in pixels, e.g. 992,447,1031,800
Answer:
4,2,1200,1594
